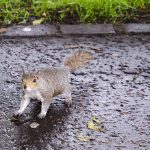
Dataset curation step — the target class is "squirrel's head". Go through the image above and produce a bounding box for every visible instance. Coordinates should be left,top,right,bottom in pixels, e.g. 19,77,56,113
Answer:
22,73,39,92
21,67,39,92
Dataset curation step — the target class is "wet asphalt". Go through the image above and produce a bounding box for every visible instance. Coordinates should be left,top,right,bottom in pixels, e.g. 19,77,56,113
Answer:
0,35,150,150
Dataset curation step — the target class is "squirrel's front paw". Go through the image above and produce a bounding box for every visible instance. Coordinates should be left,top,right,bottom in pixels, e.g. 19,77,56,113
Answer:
37,113,46,119
14,110,22,116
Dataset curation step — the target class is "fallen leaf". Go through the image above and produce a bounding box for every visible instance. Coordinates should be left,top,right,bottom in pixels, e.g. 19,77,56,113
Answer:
92,115,100,124
87,116,104,131
18,20,27,24
78,136,90,142
11,117,21,124
11,116,32,124
42,13,46,16
87,121,102,131
30,122,39,128
0,28,6,34
32,18,44,25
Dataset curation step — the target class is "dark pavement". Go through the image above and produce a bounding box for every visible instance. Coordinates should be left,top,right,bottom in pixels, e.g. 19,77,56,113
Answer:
0,35,149,150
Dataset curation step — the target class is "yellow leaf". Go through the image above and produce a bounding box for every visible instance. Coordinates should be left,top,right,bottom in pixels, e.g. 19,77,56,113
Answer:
92,115,100,124
78,136,90,142
32,18,44,25
87,116,103,131
42,13,46,17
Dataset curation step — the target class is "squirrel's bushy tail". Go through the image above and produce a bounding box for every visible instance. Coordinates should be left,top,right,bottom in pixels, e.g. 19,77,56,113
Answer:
64,51,93,72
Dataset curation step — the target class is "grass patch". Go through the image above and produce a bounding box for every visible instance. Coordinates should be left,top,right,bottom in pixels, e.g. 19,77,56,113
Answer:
0,0,149,26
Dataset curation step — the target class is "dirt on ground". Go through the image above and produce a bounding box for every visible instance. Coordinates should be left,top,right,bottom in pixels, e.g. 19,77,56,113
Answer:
0,35,149,150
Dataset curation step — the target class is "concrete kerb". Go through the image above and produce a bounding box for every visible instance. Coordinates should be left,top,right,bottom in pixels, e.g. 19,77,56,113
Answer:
0,23,150,38
0,24,58,38
60,24,115,35
113,23,150,34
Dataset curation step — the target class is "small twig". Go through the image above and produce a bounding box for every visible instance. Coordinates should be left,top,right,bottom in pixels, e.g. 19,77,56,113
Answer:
64,45,80,49
64,44,103,52
114,145,126,148
110,82,116,89
122,70,140,75
131,140,138,144
82,45,103,52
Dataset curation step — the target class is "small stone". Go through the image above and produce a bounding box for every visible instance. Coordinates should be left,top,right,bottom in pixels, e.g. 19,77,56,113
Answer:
23,27,32,32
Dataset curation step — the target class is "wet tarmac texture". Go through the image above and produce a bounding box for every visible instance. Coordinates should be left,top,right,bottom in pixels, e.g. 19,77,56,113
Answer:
0,35,150,150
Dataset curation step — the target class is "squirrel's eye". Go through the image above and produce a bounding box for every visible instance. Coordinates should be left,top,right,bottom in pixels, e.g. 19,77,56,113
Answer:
33,79,36,82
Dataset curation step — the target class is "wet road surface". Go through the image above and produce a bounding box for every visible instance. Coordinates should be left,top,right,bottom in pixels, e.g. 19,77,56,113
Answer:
0,35,150,150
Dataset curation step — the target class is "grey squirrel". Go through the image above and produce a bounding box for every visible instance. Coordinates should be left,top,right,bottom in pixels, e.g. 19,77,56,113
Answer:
14,51,93,118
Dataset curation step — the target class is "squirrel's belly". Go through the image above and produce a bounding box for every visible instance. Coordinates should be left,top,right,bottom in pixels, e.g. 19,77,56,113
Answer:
26,91,43,101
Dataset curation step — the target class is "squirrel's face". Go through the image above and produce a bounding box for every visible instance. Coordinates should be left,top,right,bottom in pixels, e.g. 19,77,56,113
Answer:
22,74,39,92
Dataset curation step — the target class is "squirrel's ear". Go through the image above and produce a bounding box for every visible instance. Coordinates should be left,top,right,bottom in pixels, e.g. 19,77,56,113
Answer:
35,72,39,79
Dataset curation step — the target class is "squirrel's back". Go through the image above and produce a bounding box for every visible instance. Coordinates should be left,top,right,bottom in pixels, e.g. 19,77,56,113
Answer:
37,67,70,96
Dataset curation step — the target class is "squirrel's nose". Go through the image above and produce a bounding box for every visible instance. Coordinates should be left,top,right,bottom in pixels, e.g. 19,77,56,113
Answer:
24,85,27,89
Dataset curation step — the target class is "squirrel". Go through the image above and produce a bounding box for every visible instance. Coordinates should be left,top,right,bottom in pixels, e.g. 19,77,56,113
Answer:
14,51,93,119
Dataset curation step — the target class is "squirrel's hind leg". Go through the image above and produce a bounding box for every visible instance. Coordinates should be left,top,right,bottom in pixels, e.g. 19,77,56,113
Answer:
63,87,72,107
65,94,72,107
